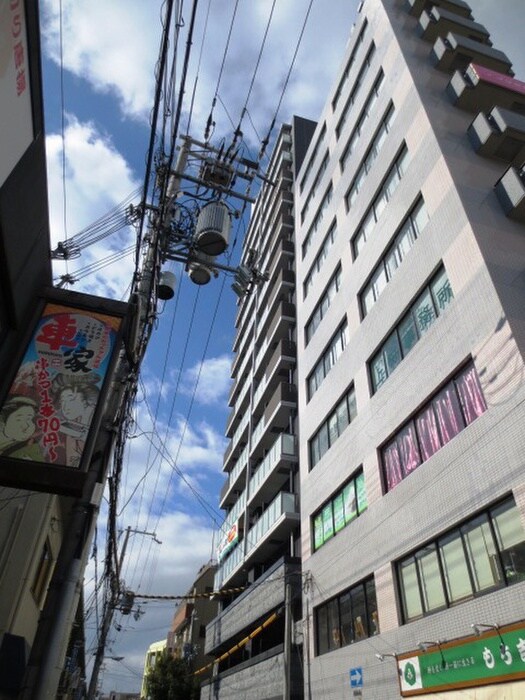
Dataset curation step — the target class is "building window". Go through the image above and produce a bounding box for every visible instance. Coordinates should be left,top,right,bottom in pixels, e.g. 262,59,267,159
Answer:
309,385,356,469
360,196,428,317
336,42,376,140
332,19,368,112
305,265,342,345
315,577,378,655
398,497,525,623
302,184,333,259
31,537,53,605
307,319,348,400
313,470,367,551
345,103,396,208
370,266,454,393
304,220,337,299
351,143,410,258
381,360,487,492
340,70,385,173
300,123,327,194
301,151,329,224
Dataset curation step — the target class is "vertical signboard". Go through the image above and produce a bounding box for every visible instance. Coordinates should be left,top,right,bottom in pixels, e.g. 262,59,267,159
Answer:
0,294,127,495
0,0,34,187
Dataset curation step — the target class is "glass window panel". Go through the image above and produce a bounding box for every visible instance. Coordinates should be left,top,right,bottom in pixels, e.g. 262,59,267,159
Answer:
333,493,346,532
310,436,321,467
397,422,422,476
384,166,400,199
323,350,334,377
397,146,410,175
362,284,375,316
372,265,387,301
461,515,502,592
356,472,367,513
362,210,376,241
348,389,357,422
371,351,387,392
316,605,329,655
383,331,402,375
491,500,525,583
431,268,453,313
385,247,401,280
322,503,334,542
366,579,379,636
415,405,442,461
354,230,366,257
374,190,387,219
327,599,341,650
375,124,387,151
350,585,368,642
432,384,465,445
399,559,423,621
314,514,324,550
414,288,437,335
343,482,357,524
455,363,487,426
383,441,403,491
412,199,428,235
339,592,352,647
336,397,350,435
416,545,446,613
328,412,339,447
396,221,416,261
398,313,419,356
439,531,473,603
318,425,330,461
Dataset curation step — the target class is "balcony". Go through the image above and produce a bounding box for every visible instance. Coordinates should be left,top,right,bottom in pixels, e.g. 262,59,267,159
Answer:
225,375,251,437
468,107,525,164
257,267,295,314
431,32,513,75
245,491,300,557
256,301,295,354
252,341,296,412
418,7,489,44
250,382,297,461
205,556,300,655
217,488,246,536
214,539,245,591
447,63,525,114
220,444,249,508
495,165,525,222
248,433,297,508
406,0,471,20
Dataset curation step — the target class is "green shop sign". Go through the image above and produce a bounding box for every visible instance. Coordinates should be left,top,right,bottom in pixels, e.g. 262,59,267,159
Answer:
398,622,525,695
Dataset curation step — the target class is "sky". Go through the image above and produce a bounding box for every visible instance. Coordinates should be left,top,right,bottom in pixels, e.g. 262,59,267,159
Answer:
37,0,525,693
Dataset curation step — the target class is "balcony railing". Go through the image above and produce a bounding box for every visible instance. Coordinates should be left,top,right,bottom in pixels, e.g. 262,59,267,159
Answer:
214,541,244,590
447,62,525,114
432,32,512,75
245,492,298,554
406,0,471,20
495,165,525,222
249,434,295,499
418,7,489,44
468,106,525,164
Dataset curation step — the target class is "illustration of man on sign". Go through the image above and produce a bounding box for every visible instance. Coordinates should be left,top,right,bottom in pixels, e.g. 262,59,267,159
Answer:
52,373,100,468
0,396,44,460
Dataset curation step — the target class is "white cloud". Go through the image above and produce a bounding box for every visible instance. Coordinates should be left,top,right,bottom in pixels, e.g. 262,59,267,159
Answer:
46,116,140,299
41,0,162,121
181,354,232,405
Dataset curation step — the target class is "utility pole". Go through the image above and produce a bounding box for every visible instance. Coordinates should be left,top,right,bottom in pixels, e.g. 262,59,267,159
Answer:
87,528,161,699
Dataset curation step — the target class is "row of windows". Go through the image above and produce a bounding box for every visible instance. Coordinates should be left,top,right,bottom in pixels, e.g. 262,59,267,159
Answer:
303,220,337,299
301,151,329,224
382,361,487,492
352,143,410,259
399,498,525,622
299,123,326,194
302,184,333,259
305,265,342,345
309,385,357,469
332,19,368,112
313,470,367,552
346,102,396,210
361,196,428,317
316,577,378,656
370,267,454,393
307,320,348,401
336,42,376,140
340,70,385,173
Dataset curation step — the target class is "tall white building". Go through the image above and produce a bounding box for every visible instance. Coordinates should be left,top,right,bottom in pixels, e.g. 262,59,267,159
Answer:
295,0,525,698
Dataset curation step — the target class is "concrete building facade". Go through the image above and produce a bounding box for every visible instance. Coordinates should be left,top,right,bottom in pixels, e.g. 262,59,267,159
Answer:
295,0,525,698
201,121,317,699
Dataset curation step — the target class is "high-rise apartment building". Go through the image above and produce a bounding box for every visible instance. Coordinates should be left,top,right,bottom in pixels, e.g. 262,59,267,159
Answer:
295,0,525,698
202,121,317,699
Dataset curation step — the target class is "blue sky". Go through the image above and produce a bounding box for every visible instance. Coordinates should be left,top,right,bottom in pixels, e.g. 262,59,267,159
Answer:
37,0,525,692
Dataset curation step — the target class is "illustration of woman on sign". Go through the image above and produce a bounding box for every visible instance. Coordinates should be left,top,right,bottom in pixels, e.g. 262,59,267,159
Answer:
52,373,100,467
0,396,44,460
